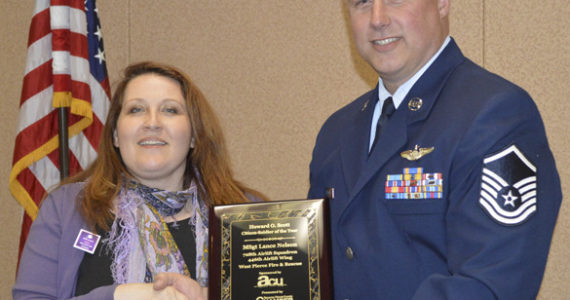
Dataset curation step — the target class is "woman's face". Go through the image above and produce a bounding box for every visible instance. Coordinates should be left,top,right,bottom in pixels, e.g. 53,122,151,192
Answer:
114,74,192,191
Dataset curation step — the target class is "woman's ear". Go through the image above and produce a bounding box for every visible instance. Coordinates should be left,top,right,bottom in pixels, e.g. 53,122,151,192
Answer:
113,130,119,147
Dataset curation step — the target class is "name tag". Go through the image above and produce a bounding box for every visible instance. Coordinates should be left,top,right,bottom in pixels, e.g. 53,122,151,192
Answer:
73,229,101,254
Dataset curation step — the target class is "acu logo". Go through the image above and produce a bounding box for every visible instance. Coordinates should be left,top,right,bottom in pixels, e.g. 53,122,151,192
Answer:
256,275,286,288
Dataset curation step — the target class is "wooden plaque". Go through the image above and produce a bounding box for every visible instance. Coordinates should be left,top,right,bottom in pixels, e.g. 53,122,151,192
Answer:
208,198,332,300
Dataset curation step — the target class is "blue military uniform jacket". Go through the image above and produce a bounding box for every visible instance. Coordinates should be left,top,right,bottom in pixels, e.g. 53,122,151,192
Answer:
308,39,562,299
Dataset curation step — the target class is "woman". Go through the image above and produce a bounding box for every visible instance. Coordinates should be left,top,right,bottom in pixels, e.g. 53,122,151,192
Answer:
13,61,264,299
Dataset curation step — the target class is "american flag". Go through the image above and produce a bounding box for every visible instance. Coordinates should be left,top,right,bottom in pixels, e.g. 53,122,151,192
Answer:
9,0,110,259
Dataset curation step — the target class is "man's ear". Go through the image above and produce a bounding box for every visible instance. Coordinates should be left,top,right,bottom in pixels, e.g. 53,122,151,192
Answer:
438,0,450,18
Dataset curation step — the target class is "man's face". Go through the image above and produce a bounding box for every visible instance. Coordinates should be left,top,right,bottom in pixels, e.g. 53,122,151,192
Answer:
347,0,449,93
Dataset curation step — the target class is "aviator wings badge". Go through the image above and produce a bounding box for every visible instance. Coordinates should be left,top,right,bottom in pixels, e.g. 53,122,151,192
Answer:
401,145,434,161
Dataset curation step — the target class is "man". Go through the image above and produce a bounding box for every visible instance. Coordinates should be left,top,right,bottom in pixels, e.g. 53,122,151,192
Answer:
308,0,562,299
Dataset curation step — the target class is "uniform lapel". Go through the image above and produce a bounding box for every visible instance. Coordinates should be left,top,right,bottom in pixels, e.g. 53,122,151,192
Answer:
339,87,378,195
350,108,408,200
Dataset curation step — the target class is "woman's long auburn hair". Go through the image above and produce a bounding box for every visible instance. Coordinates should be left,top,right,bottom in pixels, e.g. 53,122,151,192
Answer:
69,61,265,230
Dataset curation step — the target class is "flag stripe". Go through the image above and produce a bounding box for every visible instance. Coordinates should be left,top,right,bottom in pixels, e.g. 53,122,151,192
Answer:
52,32,89,58
52,0,84,10
18,86,54,132
91,76,110,122
53,75,92,101
27,7,50,47
13,110,59,162
32,0,50,15
81,112,105,148
70,132,99,169
70,32,89,57
25,35,52,75
20,60,53,105
32,154,61,192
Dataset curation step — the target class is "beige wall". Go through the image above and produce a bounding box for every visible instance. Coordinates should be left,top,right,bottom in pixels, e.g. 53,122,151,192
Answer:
1,1,568,298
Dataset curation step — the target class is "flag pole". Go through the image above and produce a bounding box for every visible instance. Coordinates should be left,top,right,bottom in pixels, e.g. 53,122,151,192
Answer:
57,107,69,180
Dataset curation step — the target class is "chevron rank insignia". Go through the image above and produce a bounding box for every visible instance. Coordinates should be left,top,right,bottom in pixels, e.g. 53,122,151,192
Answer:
479,145,537,226
385,167,443,199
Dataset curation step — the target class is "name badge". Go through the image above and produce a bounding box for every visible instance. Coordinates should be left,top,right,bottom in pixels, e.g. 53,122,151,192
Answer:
73,229,101,254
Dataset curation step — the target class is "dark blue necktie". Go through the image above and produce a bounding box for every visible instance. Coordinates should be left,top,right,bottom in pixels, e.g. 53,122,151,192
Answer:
370,97,395,154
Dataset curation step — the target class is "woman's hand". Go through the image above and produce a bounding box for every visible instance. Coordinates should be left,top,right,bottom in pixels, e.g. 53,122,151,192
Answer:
114,282,189,300
153,272,207,300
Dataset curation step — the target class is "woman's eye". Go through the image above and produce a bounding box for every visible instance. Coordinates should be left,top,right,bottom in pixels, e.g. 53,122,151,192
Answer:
163,107,180,114
127,106,143,114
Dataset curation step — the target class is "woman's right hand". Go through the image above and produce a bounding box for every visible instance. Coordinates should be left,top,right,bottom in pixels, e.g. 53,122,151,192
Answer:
114,282,189,300
153,272,207,300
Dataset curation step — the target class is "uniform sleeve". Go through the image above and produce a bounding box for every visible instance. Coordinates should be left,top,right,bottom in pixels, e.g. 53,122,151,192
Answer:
412,89,562,299
13,186,118,300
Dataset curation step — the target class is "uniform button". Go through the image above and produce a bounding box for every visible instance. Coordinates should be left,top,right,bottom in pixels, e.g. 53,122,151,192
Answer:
345,246,354,260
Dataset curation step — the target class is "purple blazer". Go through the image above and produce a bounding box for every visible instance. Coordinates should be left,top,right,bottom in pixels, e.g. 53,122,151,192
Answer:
13,183,118,299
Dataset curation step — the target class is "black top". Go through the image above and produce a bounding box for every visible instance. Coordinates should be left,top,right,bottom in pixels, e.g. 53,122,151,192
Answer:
75,218,196,296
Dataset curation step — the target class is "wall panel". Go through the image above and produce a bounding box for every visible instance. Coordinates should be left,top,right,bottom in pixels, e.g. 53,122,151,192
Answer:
449,0,484,64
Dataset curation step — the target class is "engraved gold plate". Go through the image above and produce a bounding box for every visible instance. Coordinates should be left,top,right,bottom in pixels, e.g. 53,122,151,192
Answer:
401,145,434,161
